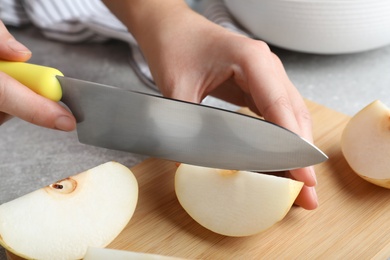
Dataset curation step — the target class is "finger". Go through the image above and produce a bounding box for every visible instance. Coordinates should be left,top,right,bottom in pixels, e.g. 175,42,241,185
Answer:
293,185,318,210
272,55,313,141
249,65,302,135
238,49,316,181
243,56,318,183
0,112,12,125
236,46,312,139
285,168,317,209
252,62,317,186
271,57,318,186
221,74,317,187
232,45,302,136
286,165,316,186
0,72,76,131
0,20,31,61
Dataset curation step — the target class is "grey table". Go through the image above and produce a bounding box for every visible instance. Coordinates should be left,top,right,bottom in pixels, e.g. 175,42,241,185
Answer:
1,25,389,259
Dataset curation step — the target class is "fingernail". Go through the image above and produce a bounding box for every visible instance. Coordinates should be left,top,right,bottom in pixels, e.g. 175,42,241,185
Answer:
310,166,318,185
311,187,319,207
7,39,31,54
55,116,76,131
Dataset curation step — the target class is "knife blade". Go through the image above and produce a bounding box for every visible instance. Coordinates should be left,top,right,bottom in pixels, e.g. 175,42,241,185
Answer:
0,61,327,171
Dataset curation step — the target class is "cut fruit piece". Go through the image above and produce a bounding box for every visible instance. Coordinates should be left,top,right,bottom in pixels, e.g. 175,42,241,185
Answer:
84,247,185,260
175,164,303,237
0,161,138,260
341,100,390,188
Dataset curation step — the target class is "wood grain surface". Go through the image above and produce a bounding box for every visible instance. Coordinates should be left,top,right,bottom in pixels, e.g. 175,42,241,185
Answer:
7,100,389,260
105,100,390,259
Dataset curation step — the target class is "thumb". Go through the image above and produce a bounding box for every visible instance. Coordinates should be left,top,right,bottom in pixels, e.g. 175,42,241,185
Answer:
0,20,31,61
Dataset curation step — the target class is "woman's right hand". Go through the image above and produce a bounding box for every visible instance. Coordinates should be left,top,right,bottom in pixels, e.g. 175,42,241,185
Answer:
0,20,75,131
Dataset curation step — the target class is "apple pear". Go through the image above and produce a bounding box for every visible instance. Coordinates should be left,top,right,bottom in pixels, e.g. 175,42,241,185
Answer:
174,164,303,237
341,100,390,188
0,161,138,260
84,247,184,260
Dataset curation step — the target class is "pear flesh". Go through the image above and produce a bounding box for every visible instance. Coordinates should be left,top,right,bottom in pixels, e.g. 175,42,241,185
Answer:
175,164,303,237
0,161,138,260
341,100,390,188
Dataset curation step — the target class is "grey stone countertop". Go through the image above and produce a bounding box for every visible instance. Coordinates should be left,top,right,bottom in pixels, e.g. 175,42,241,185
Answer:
0,25,389,258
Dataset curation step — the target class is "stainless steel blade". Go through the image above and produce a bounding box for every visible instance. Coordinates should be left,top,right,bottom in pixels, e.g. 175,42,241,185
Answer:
58,76,327,171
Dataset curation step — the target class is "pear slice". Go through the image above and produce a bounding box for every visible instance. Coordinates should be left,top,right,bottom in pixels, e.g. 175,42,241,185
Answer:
0,161,138,260
84,247,185,260
341,100,390,188
174,164,303,237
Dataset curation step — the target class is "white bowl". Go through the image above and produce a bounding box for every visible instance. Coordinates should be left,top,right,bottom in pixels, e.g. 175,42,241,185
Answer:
224,0,390,54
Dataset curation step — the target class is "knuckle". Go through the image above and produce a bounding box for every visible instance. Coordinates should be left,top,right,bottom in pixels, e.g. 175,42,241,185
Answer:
253,40,271,52
299,105,313,126
270,52,282,65
236,40,277,74
241,40,271,58
263,95,293,118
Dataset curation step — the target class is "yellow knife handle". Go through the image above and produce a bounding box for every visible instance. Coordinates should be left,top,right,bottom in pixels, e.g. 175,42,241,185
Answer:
0,61,64,101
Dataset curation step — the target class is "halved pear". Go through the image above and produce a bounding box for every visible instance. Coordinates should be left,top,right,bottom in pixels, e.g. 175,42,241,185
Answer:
341,100,390,188
175,164,303,237
84,247,184,260
0,161,138,260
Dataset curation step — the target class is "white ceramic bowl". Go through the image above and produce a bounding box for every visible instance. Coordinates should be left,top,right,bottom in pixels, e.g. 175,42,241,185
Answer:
224,0,390,54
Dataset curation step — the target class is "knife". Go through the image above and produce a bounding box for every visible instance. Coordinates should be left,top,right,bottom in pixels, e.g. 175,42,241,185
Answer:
0,61,327,171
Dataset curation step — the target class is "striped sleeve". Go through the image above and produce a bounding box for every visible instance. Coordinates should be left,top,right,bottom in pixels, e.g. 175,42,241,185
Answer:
21,0,118,42
0,0,30,26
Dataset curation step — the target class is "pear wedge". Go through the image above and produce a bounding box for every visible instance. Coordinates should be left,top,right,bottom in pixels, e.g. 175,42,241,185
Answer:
341,100,390,188
0,162,138,260
175,164,303,237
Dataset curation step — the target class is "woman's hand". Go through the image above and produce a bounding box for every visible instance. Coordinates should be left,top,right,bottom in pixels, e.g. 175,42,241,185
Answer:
0,20,76,131
104,0,319,209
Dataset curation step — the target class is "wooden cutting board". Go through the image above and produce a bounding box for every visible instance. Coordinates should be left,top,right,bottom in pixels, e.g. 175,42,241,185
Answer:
105,100,390,259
